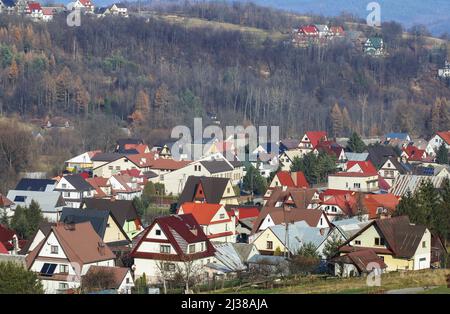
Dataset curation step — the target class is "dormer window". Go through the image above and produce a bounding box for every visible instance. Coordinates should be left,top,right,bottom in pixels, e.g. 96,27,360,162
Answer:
188,244,196,254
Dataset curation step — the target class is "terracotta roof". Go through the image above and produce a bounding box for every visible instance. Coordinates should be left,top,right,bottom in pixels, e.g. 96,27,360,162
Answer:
236,206,260,220
124,144,149,154
339,245,393,255
130,214,215,261
276,171,309,188
403,146,427,161
149,158,190,171
378,176,391,190
362,193,399,219
0,241,8,254
321,194,358,216
331,249,388,271
0,224,16,251
299,25,319,34
265,187,318,209
111,174,141,194
0,194,13,207
329,172,378,177
26,222,116,269
178,202,229,225
28,2,42,11
346,161,377,175
437,131,450,145
86,177,110,198
315,141,344,158
84,266,130,289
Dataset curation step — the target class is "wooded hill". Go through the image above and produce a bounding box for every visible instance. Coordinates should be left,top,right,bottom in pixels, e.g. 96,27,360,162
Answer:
1,1,450,140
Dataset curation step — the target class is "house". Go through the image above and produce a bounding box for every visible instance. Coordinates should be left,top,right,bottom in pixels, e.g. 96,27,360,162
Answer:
330,218,371,241
346,160,377,174
265,171,309,200
26,222,116,294
108,174,142,200
264,186,320,209
378,157,411,187
252,220,331,257
83,266,134,294
91,153,131,178
81,198,143,239
383,132,411,143
364,37,384,55
54,174,95,208
251,206,330,235
65,151,101,172
329,26,345,37
108,3,128,17
71,0,95,13
0,224,20,254
115,138,144,152
0,0,16,14
315,24,330,37
329,249,387,277
438,61,450,78
298,25,319,37
59,207,130,245
389,175,449,196
298,131,328,157
345,152,369,163
18,222,55,255
85,176,111,198
41,7,54,21
177,202,236,242
361,193,399,220
14,178,56,192
427,131,450,156
278,149,302,171
338,216,431,272
314,141,346,166
6,189,66,221
318,192,358,219
206,242,258,276
328,172,379,192
366,145,398,169
0,194,14,217
401,145,429,163
177,176,239,208
25,2,43,20
130,214,216,284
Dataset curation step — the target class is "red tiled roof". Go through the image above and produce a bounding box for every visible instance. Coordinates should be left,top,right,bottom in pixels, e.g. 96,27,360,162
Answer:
79,0,92,6
403,146,426,161
437,131,450,145
130,214,215,261
363,193,399,219
346,161,377,175
28,2,42,11
276,171,309,188
236,207,260,220
119,169,143,178
299,25,318,34
339,245,393,255
378,176,391,190
315,141,344,158
178,202,229,225
304,131,327,148
124,144,149,154
0,241,8,254
322,194,358,216
0,224,16,251
329,172,378,177
149,158,191,171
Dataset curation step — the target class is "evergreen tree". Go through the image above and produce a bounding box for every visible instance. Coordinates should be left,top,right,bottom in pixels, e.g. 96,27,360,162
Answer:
436,143,449,164
330,103,343,138
0,261,43,294
346,132,366,153
322,233,344,259
243,164,268,196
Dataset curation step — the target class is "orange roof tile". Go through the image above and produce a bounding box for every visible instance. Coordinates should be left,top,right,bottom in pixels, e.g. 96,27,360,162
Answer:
178,202,229,225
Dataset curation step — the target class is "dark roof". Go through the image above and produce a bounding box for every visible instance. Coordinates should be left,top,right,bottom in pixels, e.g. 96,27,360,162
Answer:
91,153,125,162
366,146,398,169
60,208,110,239
82,199,140,227
229,160,244,168
2,0,15,7
342,216,427,259
177,176,230,208
331,249,387,272
15,178,56,191
130,214,215,261
116,148,139,155
199,160,233,174
59,174,94,191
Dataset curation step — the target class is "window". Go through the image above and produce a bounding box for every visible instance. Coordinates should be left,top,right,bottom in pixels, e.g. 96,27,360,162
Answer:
201,242,205,251
354,183,361,188
155,229,161,236
422,241,426,248
219,213,225,219
227,188,231,193
126,278,130,284
374,238,385,246
116,166,120,170
59,283,69,290
266,241,273,250
332,206,337,212
60,264,69,273
62,184,67,189
354,240,361,245
108,166,113,170
160,245,171,254
189,244,196,254
51,245,59,254
320,218,323,225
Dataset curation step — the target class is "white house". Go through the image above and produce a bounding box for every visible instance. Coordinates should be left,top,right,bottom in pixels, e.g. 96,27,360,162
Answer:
427,131,450,156
54,174,95,208
26,222,116,294
131,214,216,284
328,172,379,192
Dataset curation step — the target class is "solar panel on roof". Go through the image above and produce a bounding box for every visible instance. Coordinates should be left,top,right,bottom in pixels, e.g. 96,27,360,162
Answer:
14,196,26,202
40,263,57,276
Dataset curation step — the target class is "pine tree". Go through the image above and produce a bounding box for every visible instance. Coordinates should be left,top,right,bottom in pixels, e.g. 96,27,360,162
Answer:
330,103,343,138
346,132,366,153
132,90,150,123
436,143,449,164
342,106,352,136
430,98,442,133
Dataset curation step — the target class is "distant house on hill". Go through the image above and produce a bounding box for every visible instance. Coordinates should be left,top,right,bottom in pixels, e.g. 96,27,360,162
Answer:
364,37,385,56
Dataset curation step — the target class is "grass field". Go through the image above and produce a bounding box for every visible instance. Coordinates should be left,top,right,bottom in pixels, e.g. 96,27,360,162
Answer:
211,269,450,294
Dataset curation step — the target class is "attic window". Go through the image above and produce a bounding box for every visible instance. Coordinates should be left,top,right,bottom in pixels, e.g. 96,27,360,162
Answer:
374,237,385,246
188,244,196,254
155,229,161,236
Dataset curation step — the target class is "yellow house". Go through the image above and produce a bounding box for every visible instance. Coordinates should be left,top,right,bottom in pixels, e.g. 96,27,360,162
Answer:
339,216,431,272
65,150,101,172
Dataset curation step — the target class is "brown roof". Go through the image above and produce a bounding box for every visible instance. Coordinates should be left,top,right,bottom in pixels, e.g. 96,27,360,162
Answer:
331,249,388,272
265,187,318,209
0,194,13,207
26,222,116,269
252,206,326,234
84,266,130,289
340,216,427,259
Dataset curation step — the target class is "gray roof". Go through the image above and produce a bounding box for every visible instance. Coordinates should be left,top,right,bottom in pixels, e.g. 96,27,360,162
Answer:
389,175,448,196
60,208,110,239
91,153,125,162
177,176,230,207
269,221,330,254
212,242,247,272
6,190,65,213
199,160,233,174
345,152,369,162
231,243,257,262
58,174,94,191
331,217,371,240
